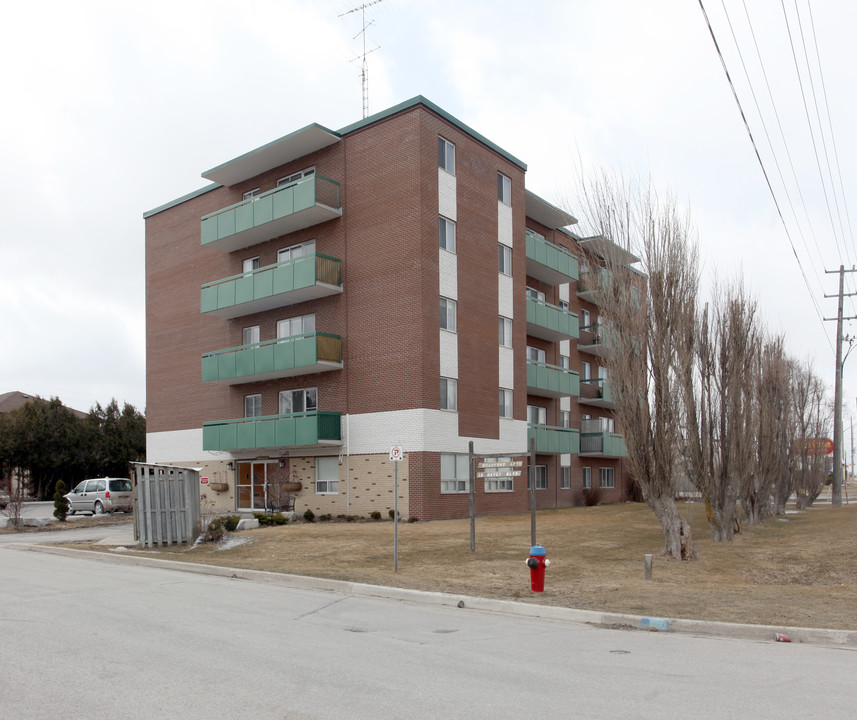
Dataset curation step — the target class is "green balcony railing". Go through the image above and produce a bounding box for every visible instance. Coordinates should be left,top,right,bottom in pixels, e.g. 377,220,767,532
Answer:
201,253,342,318
578,377,614,406
201,174,342,252
526,229,579,284
202,411,342,451
202,332,342,384
527,424,580,454
579,432,627,457
526,296,579,341
578,323,614,358
526,360,579,398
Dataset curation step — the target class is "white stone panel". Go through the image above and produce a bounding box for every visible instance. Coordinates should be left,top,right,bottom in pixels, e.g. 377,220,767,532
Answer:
559,282,569,303
147,428,229,464
498,201,513,247
438,168,457,220
439,249,458,300
440,330,459,378
561,453,571,465
560,395,571,412
498,273,514,318
560,339,570,356
499,346,515,389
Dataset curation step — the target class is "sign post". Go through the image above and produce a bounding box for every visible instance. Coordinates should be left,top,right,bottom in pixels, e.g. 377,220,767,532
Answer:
389,445,403,571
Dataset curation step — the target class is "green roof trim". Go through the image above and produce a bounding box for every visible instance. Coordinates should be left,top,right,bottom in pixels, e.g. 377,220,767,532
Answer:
143,182,221,219
338,96,527,171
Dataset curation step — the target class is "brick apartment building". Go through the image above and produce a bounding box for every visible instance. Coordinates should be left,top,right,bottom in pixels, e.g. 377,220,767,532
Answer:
143,96,638,521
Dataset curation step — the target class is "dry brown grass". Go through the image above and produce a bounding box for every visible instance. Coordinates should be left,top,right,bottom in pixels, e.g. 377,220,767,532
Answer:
87,500,857,630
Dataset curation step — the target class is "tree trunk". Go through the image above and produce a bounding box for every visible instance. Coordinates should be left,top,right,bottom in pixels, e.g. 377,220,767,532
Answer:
649,495,696,560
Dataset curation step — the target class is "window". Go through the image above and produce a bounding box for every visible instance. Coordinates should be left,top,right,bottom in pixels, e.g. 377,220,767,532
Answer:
526,286,546,302
277,167,315,187
499,316,513,347
279,388,317,414
441,453,469,493
440,297,457,332
527,465,547,491
438,136,455,174
498,244,512,275
598,365,609,380
277,314,315,338
599,467,615,489
278,239,316,263
243,257,260,276
316,457,339,494
527,346,546,363
560,355,570,370
484,457,514,492
581,308,591,327
527,405,546,426
582,467,592,490
499,389,513,418
559,411,570,428
561,466,571,490
600,416,615,433
243,326,260,346
582,361,591,381
439,216,456,252
243,188,260,201
559,300,569,311
244,394,262,418
441,378,458,411
497,172,511,205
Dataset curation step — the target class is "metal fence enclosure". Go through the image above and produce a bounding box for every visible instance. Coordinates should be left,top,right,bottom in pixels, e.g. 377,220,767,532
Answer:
133,463,201,548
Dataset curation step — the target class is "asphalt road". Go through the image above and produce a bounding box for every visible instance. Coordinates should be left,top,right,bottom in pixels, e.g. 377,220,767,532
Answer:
1,547,853,719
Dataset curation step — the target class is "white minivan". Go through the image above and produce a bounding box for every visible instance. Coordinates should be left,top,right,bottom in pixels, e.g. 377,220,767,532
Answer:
65,478,133,515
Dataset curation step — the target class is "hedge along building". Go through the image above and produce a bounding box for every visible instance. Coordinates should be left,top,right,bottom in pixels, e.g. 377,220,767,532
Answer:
143,96,637,521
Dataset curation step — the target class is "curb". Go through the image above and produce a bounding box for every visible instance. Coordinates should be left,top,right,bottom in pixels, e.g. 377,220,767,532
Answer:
11,543,857,648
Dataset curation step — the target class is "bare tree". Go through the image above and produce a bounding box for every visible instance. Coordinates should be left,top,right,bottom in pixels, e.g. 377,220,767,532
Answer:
575,171,698,560
790,361,830,509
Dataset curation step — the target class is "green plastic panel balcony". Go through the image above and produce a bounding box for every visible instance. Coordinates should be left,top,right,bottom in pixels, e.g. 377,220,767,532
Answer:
577,377,614,408
200,174,342,253
579,431,627,457
203,411,342,451
526,360,580,399
202,332,342,385
577,267,611,306
527,425,580,454
525,296,579,341
525,229,579,285
201,253,342,319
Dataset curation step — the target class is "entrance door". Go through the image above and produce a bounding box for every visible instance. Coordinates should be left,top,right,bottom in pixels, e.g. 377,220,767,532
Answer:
236,462,272,511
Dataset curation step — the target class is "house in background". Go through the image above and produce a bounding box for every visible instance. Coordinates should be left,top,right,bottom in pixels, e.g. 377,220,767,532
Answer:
143,96,638,521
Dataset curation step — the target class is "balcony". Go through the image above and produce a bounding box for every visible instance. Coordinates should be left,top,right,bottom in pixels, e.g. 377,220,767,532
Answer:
578,378,614,409
579,419,626,457
201,253,342,319
202,411,342,451
578,323,611,358
525,229,578,285
526,360,579,398
577,268,611,305
200,174,342,253
202,333,342,385
527,424,580,454
526,297,579,341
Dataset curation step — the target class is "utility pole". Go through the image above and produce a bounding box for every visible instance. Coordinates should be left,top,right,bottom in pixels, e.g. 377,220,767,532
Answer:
823,265,857,506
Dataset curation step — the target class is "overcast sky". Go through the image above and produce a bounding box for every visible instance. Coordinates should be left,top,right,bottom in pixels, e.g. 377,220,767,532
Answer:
2,0,855,431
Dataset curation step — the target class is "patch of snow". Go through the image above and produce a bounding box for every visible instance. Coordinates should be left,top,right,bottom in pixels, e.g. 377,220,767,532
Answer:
217,535,252,551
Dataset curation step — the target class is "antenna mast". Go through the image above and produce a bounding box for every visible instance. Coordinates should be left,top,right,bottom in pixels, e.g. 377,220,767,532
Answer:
338,0,383,118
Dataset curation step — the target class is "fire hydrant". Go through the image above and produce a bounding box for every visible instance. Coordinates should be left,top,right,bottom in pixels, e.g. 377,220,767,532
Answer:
526,545,550,592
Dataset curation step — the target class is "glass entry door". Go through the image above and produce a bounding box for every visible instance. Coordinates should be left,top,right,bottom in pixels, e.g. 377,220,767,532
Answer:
237,461,272,511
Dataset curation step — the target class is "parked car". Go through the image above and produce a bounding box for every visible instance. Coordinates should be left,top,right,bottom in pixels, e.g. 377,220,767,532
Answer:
65,478,133,515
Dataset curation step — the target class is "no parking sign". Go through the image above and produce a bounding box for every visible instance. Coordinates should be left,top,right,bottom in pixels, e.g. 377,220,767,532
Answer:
389,446,403,462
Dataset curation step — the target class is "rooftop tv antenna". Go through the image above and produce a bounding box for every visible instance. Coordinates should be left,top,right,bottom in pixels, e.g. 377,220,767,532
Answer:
338,0,383,118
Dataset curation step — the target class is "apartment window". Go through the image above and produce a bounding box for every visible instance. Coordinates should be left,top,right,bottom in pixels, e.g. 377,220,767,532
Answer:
244,394,262,418
526,286,546,303
243,326,260,346
582,466,592,490
497,172,511,205
441,453,469,493
600,416,615,433
581,308,591,327
498,244,512,275
316,456,339,494
582,361,592,381
243,257,260,276
277,166,315,187
277,314,315,338
559,411,570,428
499,389,513,418
439,216,456,253
278,239,316,263
527,405,546,426
243,188,260,201
527,346,546,363
499,316,513,347
279,388,318,415
559,300,569,311
440,297,457,332
527,465,547,491
599,365,609,380
599,467,615,489
560,355,570,370
441,378,458,411
561,466,571,490
582,412,592,422
484,457,514,492
438,136,455,174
